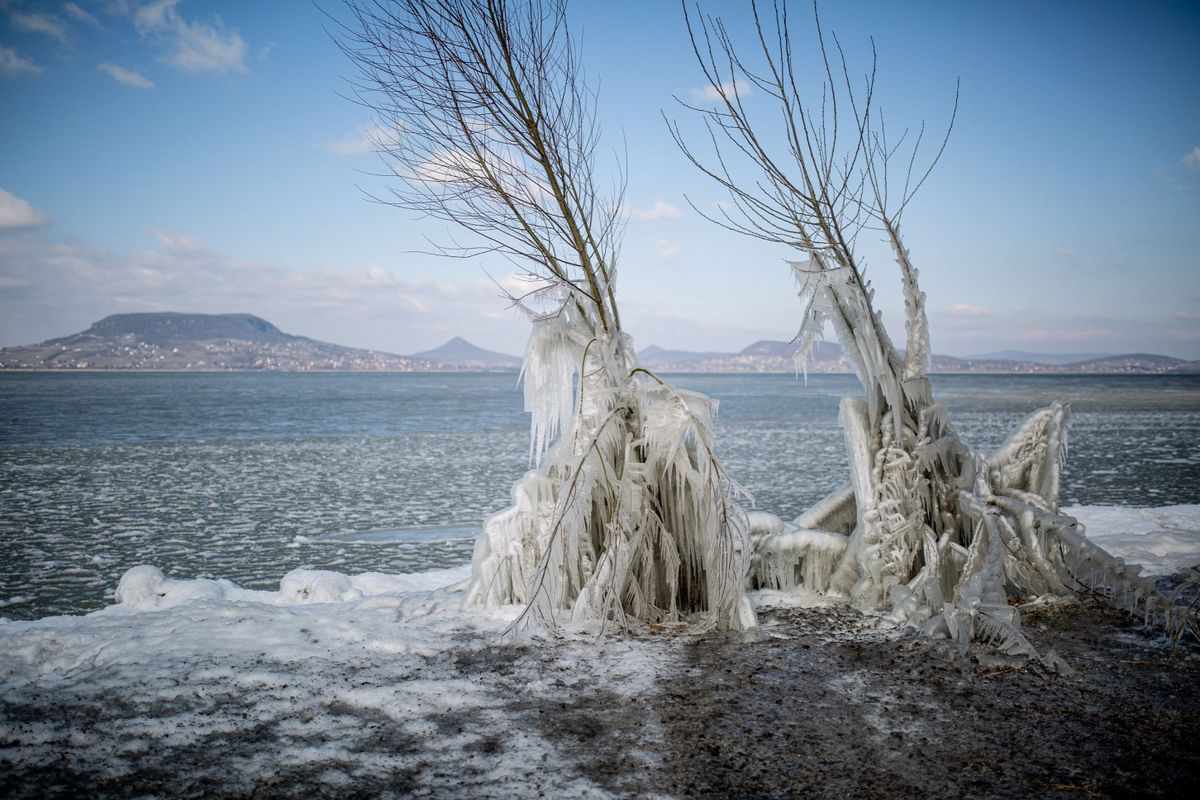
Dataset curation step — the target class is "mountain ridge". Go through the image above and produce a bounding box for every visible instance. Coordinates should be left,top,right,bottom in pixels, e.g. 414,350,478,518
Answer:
0,313,433,372
2,313,1197,374
636,341,1200,375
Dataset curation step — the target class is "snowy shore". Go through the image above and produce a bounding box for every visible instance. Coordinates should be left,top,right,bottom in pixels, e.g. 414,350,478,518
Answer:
2,505,1198,798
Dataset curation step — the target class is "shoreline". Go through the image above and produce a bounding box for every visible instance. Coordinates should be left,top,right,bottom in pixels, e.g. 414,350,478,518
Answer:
3,368,1199,376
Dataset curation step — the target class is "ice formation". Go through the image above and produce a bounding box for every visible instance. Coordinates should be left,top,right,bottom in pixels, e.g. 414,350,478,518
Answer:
776,234,1194,660
465,296,755,632
671,0,1195,657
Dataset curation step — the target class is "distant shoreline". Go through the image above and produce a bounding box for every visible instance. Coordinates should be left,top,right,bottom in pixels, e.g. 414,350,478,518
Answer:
3,368,1198,377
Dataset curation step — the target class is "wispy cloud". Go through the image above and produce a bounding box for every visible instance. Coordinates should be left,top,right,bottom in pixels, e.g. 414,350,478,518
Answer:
0,227,429,320
317,125,390,157
654,240,680,260
63,2,102,28
0,45,41,78
9,10,69,43
0,189,49,230
134,0,247,75
628,199,683,222
947,303,991,318
98,62,154,88
690,79,752,103
1183,146,1200,172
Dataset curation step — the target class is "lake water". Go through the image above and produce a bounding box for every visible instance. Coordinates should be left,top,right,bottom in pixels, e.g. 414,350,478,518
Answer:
2,372,1198,620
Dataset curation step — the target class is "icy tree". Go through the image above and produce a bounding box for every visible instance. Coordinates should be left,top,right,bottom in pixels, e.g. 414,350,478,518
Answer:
340,0,754,631
672,0,1191,657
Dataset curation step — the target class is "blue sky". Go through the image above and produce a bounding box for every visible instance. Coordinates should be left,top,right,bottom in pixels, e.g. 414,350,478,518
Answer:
1,0,1198,358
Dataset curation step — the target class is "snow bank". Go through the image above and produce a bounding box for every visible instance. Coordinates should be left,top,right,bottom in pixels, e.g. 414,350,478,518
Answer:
747,504,1200,609
112,563,470,610
1067,504,1200,576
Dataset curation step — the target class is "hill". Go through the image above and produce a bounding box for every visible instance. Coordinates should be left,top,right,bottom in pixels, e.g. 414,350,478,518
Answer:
966,350,1116,365
0,313,433,372
409,337,521,370
4,315,1196,374
636,340,1200,375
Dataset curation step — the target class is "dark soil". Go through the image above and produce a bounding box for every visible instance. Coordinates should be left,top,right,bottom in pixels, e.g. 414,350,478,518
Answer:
645,600,1200,799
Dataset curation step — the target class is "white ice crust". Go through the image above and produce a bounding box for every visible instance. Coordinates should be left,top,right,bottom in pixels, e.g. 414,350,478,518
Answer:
1,563,677,796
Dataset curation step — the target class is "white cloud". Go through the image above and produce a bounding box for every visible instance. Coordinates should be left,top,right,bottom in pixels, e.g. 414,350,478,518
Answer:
98,62,154,88
0,189,49,230
0,228,433,315
132,0,176,31
0,45,41,78
1183,146,1200,172
690,79,752,103
0,227,535,353
947,303,991,318
654,240,679,260
407,146,549,201
628,199,684,222
317,125,390,157
134,0,247,75
63,3,102,27
10,11,69,43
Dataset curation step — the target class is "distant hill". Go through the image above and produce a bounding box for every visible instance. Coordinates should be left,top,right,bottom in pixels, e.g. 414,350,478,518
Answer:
637,345,733,370
636,339,1200,375
0,313,434,372
1065,353,1196,372
639,339,848,373
966,350,1116,365
86,312,292,345
409,337,521,370
4,314,1196,374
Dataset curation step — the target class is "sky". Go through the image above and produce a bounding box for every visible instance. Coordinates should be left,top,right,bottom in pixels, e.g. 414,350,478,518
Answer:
1,0,1198,359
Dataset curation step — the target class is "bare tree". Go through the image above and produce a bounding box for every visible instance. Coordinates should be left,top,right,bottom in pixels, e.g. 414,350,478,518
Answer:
339,0,754,632
672,0,1191,658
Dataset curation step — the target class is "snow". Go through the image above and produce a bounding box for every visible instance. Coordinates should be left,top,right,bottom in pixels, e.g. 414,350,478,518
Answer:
1067,504,1200,576
0,561,676,796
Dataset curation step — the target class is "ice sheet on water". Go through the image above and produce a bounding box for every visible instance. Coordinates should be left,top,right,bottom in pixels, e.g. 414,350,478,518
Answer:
296,524,481,546
0,435,516,618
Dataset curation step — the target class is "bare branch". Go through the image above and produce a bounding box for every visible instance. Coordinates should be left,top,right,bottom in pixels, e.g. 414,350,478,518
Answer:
336,0,625,335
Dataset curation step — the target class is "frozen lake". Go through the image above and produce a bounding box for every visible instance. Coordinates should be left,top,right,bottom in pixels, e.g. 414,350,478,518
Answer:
2,371,1198,619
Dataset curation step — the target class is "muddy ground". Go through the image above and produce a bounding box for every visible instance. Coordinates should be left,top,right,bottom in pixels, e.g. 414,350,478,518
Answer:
649,601,1200,799
2,598,1197,799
